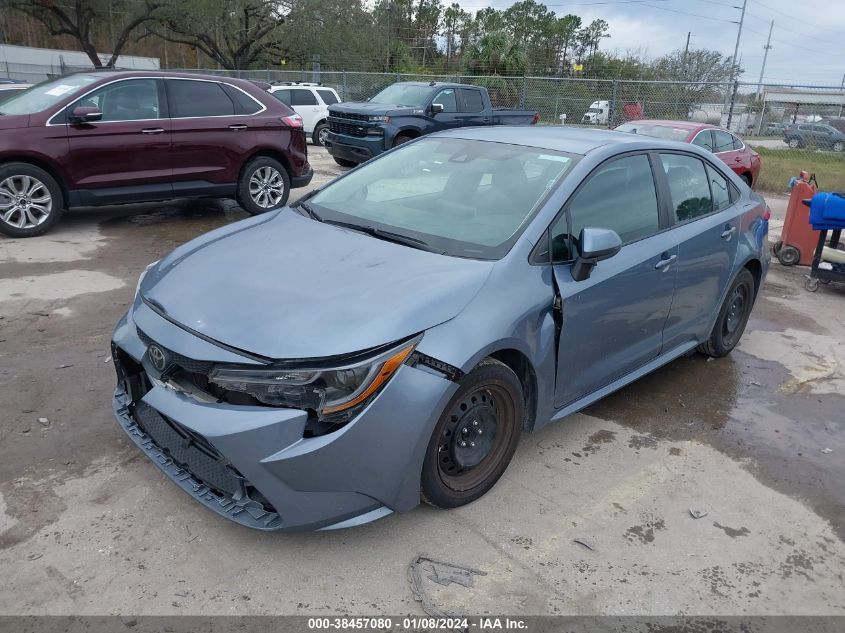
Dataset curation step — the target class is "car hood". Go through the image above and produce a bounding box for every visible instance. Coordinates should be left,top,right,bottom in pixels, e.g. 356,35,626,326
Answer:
0,114,30,130
142,210,493,360
330,102,419,117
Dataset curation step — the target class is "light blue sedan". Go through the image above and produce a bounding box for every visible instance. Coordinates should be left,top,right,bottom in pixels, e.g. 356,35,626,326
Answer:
111,126,770,531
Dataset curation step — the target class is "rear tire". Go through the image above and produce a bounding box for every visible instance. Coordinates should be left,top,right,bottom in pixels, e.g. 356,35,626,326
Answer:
237,157,290,216
698,269,755,358
833,141,844,152
740,173,752,187
333,157,357,168
421,358,523,509
787,138,801,149
0,162,64,238
312,122,329,146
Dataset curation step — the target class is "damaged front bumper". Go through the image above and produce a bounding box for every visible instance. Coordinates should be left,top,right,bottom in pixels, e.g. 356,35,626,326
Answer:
110,302,457,532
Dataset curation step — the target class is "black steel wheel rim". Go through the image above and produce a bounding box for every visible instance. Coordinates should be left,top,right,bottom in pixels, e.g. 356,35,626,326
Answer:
724,283,749,339
436,384,514,492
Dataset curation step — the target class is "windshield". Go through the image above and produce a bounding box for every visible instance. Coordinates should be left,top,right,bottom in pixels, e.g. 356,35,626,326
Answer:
615,122,690,142
369,83,433,107
0,74,100,115
309,138,577,259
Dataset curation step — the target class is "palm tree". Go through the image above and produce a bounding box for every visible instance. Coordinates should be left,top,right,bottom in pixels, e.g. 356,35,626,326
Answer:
464,31,527,76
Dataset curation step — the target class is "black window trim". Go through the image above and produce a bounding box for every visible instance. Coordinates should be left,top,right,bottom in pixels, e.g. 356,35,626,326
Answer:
532,149,669,265
653,149,740,229
164,77,261,119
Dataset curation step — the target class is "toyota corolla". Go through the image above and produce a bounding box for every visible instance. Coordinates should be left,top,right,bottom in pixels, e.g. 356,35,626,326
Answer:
111,126,770,531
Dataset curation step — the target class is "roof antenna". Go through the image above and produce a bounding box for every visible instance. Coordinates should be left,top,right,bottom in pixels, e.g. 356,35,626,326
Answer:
429,81,436,86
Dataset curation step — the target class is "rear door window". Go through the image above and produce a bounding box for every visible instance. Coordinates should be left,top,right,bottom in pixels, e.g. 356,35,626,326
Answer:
317,89,339,105
168,80,235,117
691,130,714,152
551,154,660,260
459,88,484,112
712,130,735,153
660,153,714,222
290,89,318,106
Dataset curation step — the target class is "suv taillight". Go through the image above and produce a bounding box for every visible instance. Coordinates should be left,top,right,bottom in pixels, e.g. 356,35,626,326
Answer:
281,114,303,129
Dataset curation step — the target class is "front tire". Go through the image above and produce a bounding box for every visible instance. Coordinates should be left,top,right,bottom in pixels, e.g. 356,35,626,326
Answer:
787,138,801,149
421,358,523,509
0,162,64,238
237,157,290,215
312,122,329,146
699,269,755,358
333,156,357,168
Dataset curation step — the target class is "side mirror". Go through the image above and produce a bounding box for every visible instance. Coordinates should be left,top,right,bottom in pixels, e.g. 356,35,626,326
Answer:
68,106,102,124
430,103,444,115
571,227,622,282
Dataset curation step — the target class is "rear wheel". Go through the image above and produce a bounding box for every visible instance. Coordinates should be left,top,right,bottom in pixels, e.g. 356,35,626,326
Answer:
833,141,844,152
312,122,329,146
699,269,755,358
333,156,357,168
787,138,801,149
421,358,523,509
740,173,752,187
0,162,64,238
237,157,290,215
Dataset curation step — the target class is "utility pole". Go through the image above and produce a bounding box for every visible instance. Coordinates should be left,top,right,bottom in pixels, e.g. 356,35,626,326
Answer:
730,0,747,79
755,20,773,98
682,31,691,80
838,72,844,118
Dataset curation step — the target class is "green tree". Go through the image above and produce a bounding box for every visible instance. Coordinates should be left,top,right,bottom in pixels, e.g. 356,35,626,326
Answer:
147,0,290,70
464,31,526,76
3,0,161,67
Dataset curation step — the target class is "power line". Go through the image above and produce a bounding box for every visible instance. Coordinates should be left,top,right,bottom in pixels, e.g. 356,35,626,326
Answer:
744,11,845,50
642,3,739,23
748,0,844,35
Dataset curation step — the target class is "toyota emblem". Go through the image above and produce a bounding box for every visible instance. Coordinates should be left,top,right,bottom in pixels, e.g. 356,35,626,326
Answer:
148,344,167,372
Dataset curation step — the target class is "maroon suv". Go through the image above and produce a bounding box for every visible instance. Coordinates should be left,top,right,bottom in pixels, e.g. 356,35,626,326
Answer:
0,71,312,237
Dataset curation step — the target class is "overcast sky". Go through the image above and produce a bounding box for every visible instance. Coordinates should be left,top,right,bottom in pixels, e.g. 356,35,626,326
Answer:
457,0,845,86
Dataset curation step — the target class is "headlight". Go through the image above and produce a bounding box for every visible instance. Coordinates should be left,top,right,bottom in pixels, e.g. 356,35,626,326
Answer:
208,337,418,418
368,115,389,123
135,260,159,298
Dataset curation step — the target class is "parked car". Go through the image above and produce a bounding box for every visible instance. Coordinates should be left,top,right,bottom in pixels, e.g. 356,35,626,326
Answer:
267,82,341,146
615,120,761,187
112,126,770,531
0,71,312,238
783,123,845,151
762,121,789,136
324,81,539,167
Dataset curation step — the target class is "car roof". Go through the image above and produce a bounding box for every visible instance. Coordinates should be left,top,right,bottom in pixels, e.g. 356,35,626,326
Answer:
432,125,696,155
623,119,714,132
66,69,261,88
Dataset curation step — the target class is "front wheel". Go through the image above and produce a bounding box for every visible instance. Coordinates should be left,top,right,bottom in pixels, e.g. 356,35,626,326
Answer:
333,156,357,168
312,123,329,146
787,138,801,149
421,358,523,509
698,269,755,358
0,163,64,238
833,141,844,152
237,157,290,215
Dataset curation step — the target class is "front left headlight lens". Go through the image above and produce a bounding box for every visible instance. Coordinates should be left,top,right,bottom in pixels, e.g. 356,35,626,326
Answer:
208,337,418,417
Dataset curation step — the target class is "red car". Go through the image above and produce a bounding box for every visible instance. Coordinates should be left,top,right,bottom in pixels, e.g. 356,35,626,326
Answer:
0,71,312,237
615,120,761,188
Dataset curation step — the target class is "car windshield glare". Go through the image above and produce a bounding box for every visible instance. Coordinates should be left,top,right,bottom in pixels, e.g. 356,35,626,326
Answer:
309,138,577,259
616,123,690,142
0,74,100,115
369,84,433,107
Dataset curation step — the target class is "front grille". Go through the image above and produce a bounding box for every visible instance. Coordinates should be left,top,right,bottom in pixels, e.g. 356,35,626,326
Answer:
134,401,242,498
329,109,369,122
328,120,368,137
137,328,214,375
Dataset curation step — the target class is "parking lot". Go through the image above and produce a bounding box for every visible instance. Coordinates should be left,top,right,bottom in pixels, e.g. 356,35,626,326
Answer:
1,145,844,616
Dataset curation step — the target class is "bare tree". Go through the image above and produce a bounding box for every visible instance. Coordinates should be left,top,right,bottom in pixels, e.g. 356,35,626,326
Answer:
3,0,161,67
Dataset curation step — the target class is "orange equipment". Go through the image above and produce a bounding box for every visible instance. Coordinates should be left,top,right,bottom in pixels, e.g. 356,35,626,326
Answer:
772,171,819,266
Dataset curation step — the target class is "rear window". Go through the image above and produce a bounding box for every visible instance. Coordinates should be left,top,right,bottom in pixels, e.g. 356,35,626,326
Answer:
290,89,318,106
168,80,235,117
317,89,339,105
615,123,690,142
712,130,735,153
222,84,262,114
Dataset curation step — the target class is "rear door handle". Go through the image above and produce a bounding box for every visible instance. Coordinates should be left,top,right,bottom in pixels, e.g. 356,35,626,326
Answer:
721,225,737,240
229,124,248,131
140,128,165,135
655,254,677,270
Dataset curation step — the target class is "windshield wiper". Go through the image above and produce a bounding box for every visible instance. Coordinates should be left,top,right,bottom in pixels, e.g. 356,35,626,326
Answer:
296,200,322,221
323,218,443,254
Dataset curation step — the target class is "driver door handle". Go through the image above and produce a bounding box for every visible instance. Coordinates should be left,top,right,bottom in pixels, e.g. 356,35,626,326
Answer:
721,225,737,240
140,128,165,135
654,254,677,270
228,124,248,131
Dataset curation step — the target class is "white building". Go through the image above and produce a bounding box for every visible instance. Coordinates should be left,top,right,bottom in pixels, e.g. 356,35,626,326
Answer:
0,43,160,83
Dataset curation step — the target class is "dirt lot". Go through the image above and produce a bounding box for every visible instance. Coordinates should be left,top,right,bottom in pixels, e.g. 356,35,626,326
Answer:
1,146,844,616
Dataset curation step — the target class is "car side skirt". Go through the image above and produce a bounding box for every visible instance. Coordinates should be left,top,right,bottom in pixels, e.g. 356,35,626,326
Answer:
548,340,699,423
67,181,237,207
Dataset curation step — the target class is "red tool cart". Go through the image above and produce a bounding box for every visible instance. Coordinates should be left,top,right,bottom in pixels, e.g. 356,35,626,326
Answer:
772,171,818,266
